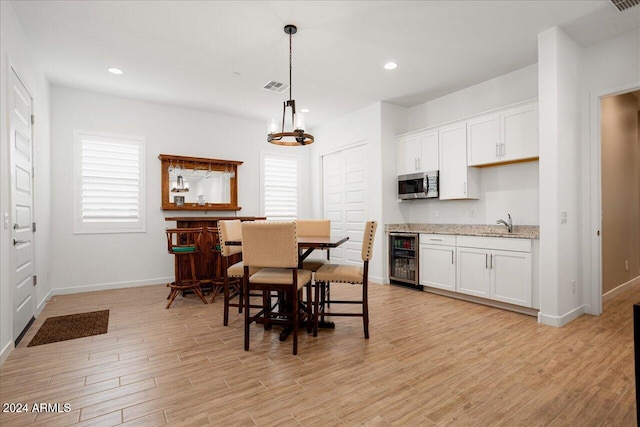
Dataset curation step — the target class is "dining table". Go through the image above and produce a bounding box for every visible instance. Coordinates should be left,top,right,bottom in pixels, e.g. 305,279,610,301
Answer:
225,234,349,267
296,234,349,268
225,233,349,340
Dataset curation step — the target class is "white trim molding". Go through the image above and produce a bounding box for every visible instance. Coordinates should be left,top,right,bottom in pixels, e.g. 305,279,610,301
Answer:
53,277,171,296
603,275,640,303
538,305,587,327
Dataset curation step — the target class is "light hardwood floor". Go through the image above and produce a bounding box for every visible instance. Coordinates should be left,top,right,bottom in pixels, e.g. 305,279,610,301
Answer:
0,282,637,426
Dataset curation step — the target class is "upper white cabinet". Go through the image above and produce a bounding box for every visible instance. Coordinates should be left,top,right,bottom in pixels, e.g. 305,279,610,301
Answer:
397,130,439,175
467,101,538,167
467,113,500,166
501,102,538,162
439,123,478,200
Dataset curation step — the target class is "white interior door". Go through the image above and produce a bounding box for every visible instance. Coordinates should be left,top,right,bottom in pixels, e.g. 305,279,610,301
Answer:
322,144,367,265
10,69,36,342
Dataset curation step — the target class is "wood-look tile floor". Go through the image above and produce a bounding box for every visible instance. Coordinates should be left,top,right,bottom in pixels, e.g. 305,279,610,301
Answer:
1,282,637,426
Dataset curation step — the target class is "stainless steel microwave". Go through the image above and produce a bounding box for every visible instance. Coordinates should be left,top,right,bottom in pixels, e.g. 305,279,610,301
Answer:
398,171,439,199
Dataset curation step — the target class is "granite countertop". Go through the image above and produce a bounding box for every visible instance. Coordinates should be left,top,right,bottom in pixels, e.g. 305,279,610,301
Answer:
385,223,539,239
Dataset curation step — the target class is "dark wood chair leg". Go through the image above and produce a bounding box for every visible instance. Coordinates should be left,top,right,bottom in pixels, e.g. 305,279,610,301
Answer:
292,287,298,355
244,272,250,351
363,279,369,339
313,280,320,337
222,272,230,326
263,290,271,330
306,282,313,333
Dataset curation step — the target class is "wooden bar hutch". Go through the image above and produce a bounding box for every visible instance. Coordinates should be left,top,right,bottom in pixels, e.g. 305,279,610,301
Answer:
159,154,264,286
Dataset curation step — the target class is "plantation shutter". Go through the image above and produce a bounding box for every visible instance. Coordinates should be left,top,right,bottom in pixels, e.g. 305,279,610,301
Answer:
262,154,298,221
74,131,146,233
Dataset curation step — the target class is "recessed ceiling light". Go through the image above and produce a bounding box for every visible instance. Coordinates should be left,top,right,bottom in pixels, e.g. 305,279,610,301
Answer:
107,67,123,75
300,108,310,113
384,62,398,70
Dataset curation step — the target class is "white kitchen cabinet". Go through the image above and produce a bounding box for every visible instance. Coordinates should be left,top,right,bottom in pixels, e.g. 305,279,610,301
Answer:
467,100,538,167
420,234,456,291
456,236,532,307
501,102,538,163
467,112,500,166
397,130,439,175
439,122,478,200
491,249,532,306
456,247,492,298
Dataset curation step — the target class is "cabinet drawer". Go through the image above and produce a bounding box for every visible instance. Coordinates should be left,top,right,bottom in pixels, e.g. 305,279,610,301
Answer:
420,233,456,246
456,235,531,252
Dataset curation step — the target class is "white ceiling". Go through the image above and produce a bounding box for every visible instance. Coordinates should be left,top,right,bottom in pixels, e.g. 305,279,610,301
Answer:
11,0,640,128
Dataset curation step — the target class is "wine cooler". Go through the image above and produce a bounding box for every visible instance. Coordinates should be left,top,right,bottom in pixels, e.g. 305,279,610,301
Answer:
389,232,421,289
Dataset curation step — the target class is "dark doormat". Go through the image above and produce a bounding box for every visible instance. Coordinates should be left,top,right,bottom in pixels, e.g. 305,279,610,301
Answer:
27,310,109,347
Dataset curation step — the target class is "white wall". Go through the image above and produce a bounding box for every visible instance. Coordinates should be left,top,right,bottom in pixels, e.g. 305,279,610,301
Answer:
309,102,385,283
408,65,538,131
0,1,52,362
381,102,408,227
538,27,583,326
400,65,540,226
50,86,311,294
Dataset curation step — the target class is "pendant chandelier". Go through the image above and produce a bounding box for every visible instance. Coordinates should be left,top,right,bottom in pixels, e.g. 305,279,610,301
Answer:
267,24,314,146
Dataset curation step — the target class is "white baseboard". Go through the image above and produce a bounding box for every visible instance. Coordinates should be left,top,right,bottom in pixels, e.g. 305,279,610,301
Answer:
602,275,640,303
37,289,53,316
423,286,539,317
1,339,14,366
53,277,171,295
370,274,385,284
538,305,587,327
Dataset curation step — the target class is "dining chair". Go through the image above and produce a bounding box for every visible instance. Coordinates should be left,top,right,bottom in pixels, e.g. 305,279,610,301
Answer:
165,227,208,309
296,219,333,316
241,221,313,355
215,221,247,325
313,221,378,338
296,219,331,271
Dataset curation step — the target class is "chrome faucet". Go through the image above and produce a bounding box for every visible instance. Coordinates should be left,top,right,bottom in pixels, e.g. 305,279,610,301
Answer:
497,213,513,233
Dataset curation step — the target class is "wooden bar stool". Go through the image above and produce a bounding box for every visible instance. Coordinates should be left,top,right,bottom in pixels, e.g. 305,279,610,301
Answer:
165,227,208,309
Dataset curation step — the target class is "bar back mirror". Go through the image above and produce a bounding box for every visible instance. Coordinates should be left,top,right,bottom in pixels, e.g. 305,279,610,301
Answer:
159,154,243,211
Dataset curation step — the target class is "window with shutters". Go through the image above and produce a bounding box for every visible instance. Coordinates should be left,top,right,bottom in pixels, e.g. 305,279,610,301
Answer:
260,152,298,221
73,130,146,234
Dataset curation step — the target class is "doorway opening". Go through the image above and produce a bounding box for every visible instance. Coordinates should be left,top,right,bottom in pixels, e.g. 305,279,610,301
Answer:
597,88,640,312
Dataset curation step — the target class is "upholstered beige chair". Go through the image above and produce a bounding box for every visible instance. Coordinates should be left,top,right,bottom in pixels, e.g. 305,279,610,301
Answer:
241,221,312,355
216,221,245,325
313,221,377,338
296,219,331,271
165,227,208,309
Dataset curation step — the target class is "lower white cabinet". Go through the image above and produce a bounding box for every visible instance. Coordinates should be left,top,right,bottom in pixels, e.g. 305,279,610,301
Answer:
456,247,492,298
456,236,532,308
490,249,532,306
420,234,456,291
418,233,534,308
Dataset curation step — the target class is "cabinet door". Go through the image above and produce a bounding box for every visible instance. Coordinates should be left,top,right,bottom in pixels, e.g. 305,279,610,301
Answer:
439,123,468,200
398,134,420,175
420,244,456,291
456,247,491,298
418,130,439,172
501,102,538,162
490,250,532,307
467,113,500,166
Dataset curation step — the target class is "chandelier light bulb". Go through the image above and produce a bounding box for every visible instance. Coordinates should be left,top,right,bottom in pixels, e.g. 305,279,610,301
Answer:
268,117,279,134
294,112,305,131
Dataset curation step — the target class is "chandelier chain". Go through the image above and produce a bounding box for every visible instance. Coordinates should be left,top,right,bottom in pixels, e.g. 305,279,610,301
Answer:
289,31,293,103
